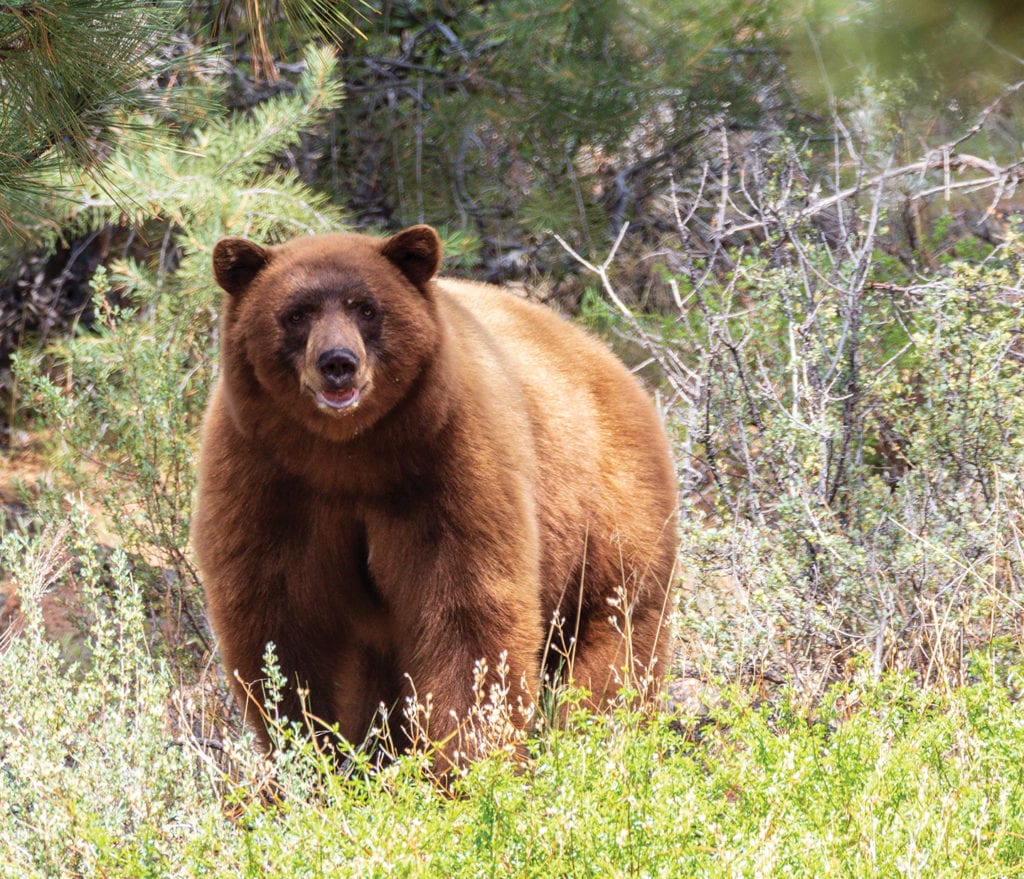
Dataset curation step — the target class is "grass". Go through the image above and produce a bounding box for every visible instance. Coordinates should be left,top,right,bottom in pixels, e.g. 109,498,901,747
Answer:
3,525,1024,877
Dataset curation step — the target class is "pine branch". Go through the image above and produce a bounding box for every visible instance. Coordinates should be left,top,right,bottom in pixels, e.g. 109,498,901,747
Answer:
0,0,184,237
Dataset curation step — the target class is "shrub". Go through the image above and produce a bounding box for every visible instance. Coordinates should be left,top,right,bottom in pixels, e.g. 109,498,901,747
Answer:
615,135,1024,684
5,523,1024,877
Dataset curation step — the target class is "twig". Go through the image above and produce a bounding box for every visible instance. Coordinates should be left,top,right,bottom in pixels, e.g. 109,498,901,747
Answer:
552,223,697,406
715,153,1024,240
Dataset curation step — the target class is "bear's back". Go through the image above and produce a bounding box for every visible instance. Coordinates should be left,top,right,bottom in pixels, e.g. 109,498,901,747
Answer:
434,278,676,591
435,277,668,452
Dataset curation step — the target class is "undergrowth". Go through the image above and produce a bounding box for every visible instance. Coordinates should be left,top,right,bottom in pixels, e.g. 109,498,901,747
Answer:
4,522,1024,877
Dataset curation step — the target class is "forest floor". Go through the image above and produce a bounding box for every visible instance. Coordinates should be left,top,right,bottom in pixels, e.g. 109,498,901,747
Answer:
0,434,84,644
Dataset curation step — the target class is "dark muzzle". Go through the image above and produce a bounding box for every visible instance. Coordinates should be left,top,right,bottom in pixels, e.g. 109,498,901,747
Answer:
316,347,359,387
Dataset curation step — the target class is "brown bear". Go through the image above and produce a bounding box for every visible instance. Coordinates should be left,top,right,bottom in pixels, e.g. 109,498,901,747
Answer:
191,225,677,772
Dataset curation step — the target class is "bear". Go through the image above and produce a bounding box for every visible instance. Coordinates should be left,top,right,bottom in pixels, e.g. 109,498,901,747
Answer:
191,225,678,773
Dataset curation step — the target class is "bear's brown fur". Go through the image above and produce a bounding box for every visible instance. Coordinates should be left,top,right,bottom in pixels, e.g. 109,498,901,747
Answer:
192,225,677,769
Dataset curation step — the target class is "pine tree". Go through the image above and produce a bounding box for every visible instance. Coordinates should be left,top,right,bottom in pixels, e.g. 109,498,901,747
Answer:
328,0,786,249
0,0,362,247
0,0,184,235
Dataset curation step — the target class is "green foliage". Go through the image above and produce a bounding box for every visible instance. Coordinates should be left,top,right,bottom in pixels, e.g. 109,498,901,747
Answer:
5,524,1024,876
0,0,369,251
792,0,1024,105
0,517,211,878
778,0,1024,174
329,0,788,244
16,43,343,252
207,0,370,80
0,0,185,232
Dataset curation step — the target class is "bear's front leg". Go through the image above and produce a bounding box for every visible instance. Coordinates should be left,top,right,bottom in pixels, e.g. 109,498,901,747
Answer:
396,597,541,775
369,519,543,775
362,431,548,776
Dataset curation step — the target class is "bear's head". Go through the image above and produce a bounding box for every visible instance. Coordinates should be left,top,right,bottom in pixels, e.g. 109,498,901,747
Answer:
212,225,443,442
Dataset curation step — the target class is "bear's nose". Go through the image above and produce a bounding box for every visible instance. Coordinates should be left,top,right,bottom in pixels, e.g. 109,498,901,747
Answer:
316,348,359,386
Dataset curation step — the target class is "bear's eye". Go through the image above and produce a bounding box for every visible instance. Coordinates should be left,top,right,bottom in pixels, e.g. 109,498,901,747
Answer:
358,303,377,320
285,307,309,326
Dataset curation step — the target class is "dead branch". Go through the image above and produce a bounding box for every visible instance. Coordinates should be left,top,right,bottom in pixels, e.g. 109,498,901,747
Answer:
712,78,1024,241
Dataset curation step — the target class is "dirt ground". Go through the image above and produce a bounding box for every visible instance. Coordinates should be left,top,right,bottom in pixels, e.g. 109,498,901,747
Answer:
0,432,84,644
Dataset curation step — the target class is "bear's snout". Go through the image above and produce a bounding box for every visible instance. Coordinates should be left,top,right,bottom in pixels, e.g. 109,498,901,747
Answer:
317,347,360,388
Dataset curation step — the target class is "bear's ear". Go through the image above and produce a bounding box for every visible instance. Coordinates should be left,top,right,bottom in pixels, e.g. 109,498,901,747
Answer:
213,237,270,297
380,225,442,288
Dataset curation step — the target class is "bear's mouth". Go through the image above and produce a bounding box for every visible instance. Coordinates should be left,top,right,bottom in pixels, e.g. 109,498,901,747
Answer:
313,385,361,412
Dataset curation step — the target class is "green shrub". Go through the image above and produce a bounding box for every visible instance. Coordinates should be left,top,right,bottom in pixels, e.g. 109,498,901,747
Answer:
5,522,1024,877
